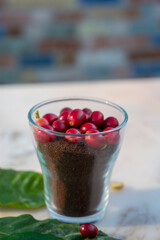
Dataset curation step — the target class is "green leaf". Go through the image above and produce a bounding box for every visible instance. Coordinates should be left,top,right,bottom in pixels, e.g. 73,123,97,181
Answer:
0,169,45,208
0,232,62,240
0,214,120,240
0,214,80,238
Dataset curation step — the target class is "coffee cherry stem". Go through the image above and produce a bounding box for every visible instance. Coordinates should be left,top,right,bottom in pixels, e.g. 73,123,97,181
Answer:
35,110,40,119
101,143,108,150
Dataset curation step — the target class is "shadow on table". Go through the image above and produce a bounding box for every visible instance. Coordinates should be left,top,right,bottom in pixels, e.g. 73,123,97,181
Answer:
102,186,160,227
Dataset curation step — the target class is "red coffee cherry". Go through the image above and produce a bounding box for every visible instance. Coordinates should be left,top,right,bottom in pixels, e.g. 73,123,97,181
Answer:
60,107,72,114
80,122,97,133
90,111,104,127
85,129,106,149
103,127,120,145
34,124,56,142
103,116,119,128
43,113,58,125
80,223,98,238
83,108,92,121
52,120,69,132
65,128,82,143
59,111,70,121
68,109,86,127
35,117,49,126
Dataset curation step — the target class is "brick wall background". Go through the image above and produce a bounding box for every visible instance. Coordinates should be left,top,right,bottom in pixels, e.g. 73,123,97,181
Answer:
0,0,160,83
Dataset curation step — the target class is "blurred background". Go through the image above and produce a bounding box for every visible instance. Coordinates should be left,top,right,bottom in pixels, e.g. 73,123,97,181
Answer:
0,0,160,84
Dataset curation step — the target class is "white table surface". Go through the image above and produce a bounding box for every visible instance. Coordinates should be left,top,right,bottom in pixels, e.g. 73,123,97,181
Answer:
0,78,160,240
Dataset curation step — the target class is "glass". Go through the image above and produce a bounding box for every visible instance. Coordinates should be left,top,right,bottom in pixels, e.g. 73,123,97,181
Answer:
28,97,128,223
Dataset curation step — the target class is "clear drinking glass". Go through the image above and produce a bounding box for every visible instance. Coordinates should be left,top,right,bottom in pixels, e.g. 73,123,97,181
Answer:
28,97,128,223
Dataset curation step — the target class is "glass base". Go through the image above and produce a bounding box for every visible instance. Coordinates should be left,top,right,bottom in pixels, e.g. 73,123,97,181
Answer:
47,205,106,223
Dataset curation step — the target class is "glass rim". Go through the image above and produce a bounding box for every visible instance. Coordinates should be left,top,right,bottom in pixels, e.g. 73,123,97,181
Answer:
28,97,128,136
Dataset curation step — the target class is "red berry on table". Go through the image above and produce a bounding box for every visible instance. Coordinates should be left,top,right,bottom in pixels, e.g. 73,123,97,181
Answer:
65,128,82,143
59,111,70,121
103,127,120,145
60,107,72,115
90,111,104,127
43,113,58,125
34,125,56,142
52,120,69,132
83,108,92,121
80,122,97,134
103,116,119,128
68,109,86,127
35,117,49,126
85,129,106,149
80,223,98,238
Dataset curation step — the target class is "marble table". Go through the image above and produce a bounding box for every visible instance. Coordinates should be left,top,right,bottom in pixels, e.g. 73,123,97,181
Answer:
0,78,160,240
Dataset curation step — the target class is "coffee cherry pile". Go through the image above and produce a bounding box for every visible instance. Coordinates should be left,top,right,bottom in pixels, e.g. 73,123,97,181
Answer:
34,107,120,149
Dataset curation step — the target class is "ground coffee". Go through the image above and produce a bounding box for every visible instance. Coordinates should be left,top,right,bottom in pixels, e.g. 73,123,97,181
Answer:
38,137,118,217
